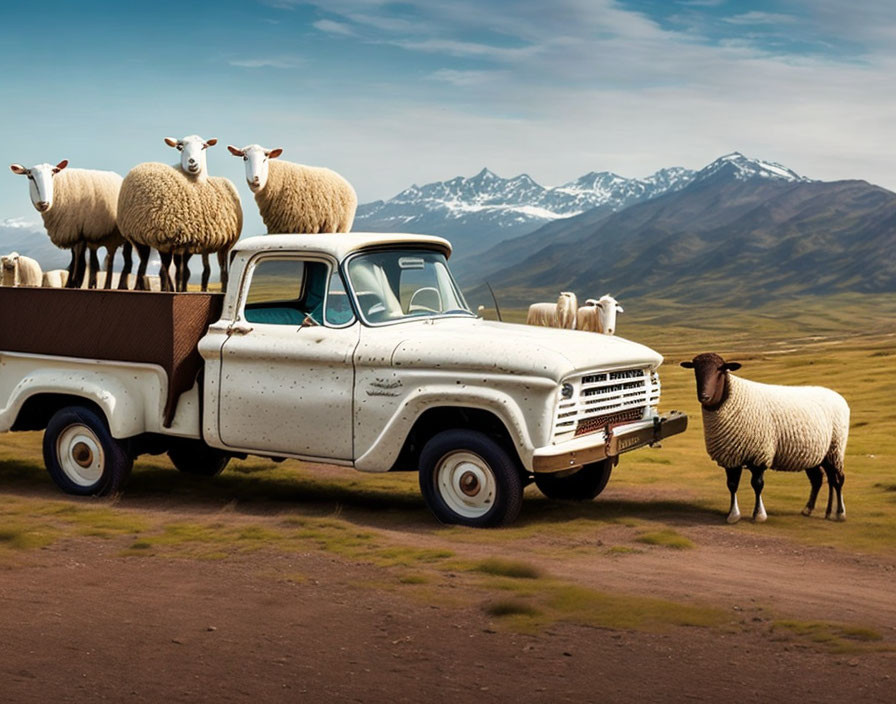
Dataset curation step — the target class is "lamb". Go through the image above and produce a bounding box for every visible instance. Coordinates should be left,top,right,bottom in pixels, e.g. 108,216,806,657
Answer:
42,269,70,288
9,161,131,289
226,144,357,234
1,252,43,287
118,135,242,291
577,294,624,334
527,292,578,329
681,352,849,524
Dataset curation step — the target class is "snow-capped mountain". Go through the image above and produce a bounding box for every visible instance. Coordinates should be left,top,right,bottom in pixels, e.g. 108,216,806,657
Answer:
355,165,696,257
692,152,810,185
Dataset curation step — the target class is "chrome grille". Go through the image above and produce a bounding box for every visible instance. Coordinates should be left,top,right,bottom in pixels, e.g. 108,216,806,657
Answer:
553,367,659,441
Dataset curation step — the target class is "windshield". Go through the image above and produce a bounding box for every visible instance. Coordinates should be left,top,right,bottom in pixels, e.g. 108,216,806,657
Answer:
346,249,473,325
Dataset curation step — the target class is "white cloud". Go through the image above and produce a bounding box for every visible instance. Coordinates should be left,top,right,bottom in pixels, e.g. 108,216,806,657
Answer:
428,69,503,86
724,11,798,25
313,19,355,36
1,217,38,229
229,55,304,69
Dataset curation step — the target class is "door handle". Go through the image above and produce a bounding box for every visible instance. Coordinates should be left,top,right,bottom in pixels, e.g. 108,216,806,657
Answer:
227,322,254,336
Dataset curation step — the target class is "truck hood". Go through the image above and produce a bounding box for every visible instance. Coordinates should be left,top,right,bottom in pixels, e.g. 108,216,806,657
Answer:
362,318,662,382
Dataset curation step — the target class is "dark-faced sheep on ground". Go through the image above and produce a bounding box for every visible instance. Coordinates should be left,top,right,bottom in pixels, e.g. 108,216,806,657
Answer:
681,352,849,523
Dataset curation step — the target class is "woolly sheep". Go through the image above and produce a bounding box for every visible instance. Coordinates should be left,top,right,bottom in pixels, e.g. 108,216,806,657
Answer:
42,269,70,288
226,144,357,234
578,294,624,334
9,161,131,289
681,352,849,524
118,136,242,291
527,292,578,328
1,252,42,287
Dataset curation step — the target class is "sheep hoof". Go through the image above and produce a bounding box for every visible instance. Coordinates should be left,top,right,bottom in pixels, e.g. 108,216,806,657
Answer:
753,512,767,523
726,511,741,524
801,506,813,517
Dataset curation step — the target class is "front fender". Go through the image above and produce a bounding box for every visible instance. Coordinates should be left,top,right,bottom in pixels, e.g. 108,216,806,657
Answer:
353,381,552,473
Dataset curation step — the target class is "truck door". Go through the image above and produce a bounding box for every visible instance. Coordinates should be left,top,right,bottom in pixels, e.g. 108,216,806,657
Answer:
217,255,359,459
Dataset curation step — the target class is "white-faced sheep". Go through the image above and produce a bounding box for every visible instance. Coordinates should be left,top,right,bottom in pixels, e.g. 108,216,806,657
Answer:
1,252,43,287
527,292,577,329
9,161,131,289
578,294,624,334
42,269,70,288
226,144,357,234
681,352,849,524
118,135,242,291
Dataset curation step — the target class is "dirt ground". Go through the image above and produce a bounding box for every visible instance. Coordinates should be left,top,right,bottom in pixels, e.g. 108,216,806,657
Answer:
2,477,894,704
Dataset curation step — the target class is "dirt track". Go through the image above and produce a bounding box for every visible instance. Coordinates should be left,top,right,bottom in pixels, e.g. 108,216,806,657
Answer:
2,497,894,704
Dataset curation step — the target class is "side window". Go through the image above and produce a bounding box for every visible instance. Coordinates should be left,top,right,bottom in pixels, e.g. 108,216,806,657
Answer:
325,270,356,326
243,258,307,326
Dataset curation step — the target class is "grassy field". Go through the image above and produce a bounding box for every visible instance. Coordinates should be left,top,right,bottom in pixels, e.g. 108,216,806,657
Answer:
1,292,894,644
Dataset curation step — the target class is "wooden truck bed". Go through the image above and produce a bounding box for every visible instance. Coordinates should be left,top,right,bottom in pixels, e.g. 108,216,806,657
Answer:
0,288,224,426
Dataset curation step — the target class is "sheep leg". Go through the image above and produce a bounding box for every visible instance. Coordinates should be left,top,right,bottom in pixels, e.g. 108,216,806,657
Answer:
749,466,767,522
178,252,193,292
802,465,824,516
218,249,229,291
134,244,151,291
102,244,117,289
200,252,210,292
117,242,134,290
159,251,174,292
65,248,78,288
70,242,88,289
87,248,100,289
725,466,742,524
822,458,846,521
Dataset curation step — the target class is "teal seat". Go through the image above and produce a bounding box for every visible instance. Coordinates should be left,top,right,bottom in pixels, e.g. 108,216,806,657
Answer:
244,306,305,325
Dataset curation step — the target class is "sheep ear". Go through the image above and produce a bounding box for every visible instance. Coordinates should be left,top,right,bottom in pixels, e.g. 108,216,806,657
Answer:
680,361,695,369
54,160,68,173
205,138,218,148
723,362,741,372
616,304,624,313
227,145,244,157
10,164,27,175
266,148,283,159
164,137,179,148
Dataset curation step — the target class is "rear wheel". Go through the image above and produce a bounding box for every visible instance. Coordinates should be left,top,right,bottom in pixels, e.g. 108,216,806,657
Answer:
419,429,523,527
43,406,133,496
168,440,231,477
534,459,613,501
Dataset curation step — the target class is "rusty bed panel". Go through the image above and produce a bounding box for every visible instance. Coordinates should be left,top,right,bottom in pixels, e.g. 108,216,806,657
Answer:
0,288,224,427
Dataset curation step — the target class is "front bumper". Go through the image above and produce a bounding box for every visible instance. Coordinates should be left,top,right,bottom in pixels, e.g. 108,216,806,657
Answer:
531,411,688,473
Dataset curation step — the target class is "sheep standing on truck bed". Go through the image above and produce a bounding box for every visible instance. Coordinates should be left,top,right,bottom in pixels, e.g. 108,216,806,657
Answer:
227,144,357,234
9,161,131,289
1,252,42,287
681,352,849,523
527,292,577,329
118,135,242,291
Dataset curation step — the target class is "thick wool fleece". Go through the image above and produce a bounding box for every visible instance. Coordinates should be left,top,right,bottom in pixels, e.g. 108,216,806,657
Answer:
40,168,123,249
702,374,849,472
118,163,242,254
255,159,357,234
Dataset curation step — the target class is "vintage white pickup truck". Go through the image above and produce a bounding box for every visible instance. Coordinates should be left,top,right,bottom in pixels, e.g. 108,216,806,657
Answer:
0,232,685,526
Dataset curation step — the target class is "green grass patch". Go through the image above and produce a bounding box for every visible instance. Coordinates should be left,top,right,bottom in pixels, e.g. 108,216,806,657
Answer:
771,619,894,654
471,558,543,579
484,599,542,618
635,529,695,549
606,546,642,555
0,525,54,550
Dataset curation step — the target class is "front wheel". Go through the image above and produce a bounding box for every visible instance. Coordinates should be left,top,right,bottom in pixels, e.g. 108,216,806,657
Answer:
419,430,524,527
43,406,133,496
534,459,613,501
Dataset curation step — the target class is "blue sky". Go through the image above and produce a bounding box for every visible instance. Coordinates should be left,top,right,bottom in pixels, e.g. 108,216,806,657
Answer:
2,0,895,237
